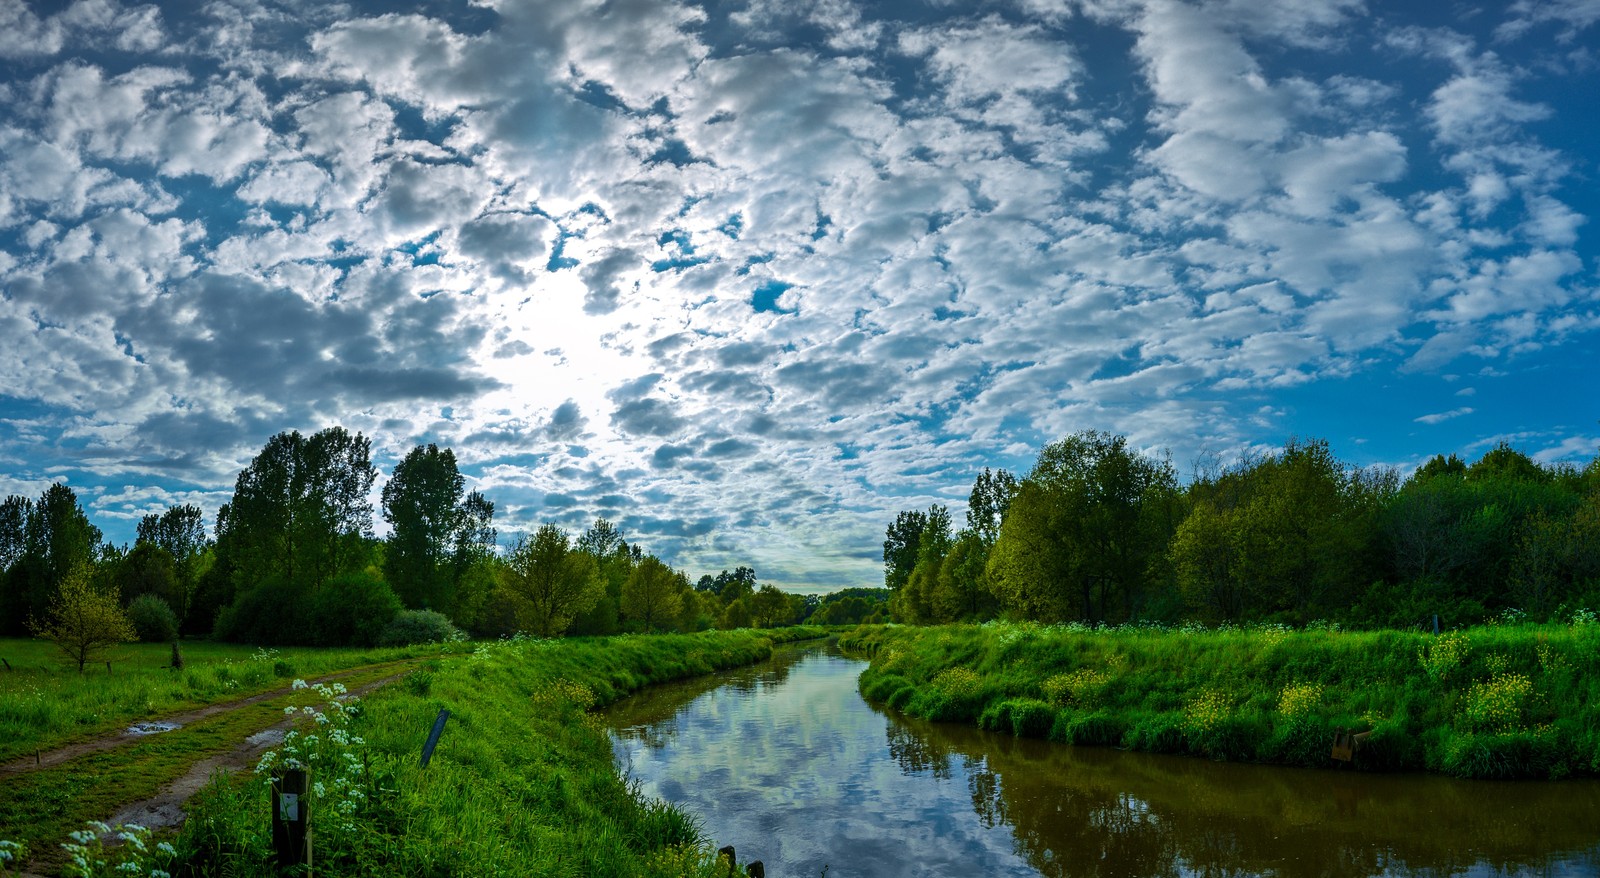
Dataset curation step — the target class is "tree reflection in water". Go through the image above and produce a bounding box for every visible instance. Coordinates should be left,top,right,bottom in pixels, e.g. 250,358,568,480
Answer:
607,648,1600,878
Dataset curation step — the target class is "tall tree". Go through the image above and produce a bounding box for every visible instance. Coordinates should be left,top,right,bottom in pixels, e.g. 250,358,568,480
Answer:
502,524,602,637
967,468,1018,546
383,444,471,611
0,495,28,635
13,484,103,634
216,427,378,593
621,555,682,632
898,505,952,622
882,509,928,592
136,504,207,624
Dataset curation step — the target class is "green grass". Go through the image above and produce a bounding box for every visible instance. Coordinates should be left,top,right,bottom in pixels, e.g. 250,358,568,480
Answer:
0,638,462,763
840,621,1600,779
5,627,825,877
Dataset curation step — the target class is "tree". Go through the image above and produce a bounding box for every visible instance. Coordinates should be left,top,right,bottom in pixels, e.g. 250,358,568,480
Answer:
0,495,25,571
577,518,626,558
749,584,792,627
932,530,996,622
0,495,29,635
502,524,602,637
114,543,179,607
383,444,489,613
897,505,951,623
711,566,757,605
136,504,207,625
987,431,1177,624
967,468,1018,546
621,556,682,632
12,484,103,635
217,427,378,593
883,509,927,592
31,563,137,672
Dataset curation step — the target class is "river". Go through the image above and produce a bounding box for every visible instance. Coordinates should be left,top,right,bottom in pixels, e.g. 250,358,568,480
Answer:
603,645,1600,877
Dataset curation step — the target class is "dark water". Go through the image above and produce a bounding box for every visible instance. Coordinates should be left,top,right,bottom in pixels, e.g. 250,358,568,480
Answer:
605,647,1600,878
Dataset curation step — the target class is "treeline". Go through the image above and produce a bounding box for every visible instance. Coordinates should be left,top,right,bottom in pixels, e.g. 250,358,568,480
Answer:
885,431,1600,629
0,426,888,648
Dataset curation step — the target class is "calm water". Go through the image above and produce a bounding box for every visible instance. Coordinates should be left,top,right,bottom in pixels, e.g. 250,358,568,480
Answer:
605,647,1600,878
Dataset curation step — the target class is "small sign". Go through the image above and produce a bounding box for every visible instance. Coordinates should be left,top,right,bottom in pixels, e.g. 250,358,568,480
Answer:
280,792,299,821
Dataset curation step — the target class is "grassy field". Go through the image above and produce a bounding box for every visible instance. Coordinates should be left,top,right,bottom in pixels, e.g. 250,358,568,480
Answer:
0,638,459,763
840,621,1600,779
3,628,825,877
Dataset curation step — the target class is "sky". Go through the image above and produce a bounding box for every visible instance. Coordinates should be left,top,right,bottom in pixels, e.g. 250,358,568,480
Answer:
0,0,1596,592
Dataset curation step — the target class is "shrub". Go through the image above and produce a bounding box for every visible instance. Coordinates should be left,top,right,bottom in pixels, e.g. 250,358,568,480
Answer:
309,573,403,647
127,594,180,643
379,609,465,646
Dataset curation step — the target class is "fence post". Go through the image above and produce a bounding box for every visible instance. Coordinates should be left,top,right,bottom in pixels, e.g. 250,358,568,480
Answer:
271,767,312,874
420,709,451,769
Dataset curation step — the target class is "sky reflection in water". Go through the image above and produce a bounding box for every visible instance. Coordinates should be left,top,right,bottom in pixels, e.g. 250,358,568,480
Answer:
605,649,1600,878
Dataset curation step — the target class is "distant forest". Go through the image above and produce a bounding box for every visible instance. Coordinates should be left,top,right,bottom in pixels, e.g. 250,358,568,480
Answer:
884,431,1600,629
0,427,886,648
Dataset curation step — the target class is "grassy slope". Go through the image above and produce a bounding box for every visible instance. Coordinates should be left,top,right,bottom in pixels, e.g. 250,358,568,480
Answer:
167,628,826,878
841,622,1600,779
0,638,456,762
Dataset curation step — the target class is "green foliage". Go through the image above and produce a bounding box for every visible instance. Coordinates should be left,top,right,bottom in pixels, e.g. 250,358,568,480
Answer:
846,621,1600,779
502,523,603,637
30,563,136,672
379,609,465,646
382,443,497,620
622,555,684,632
125,593,179,643
309,571,403,647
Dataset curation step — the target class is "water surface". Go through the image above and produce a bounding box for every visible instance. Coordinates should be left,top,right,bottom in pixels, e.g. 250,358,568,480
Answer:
605,647,1600,877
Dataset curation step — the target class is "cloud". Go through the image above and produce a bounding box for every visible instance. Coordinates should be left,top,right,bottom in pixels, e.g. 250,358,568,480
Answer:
1414,407,1475,425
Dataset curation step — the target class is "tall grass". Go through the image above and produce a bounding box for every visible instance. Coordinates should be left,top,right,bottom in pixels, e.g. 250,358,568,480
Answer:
841,621,1600,779
0,638,456,762
163,628,824,877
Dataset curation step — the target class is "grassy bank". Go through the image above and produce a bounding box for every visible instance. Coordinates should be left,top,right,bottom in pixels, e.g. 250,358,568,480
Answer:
840,621,1600,779
7,628,823,877
0,638,461,763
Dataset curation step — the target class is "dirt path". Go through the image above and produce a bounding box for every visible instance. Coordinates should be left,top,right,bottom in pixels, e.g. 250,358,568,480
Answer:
0,661,416,776
107,668,412,832
7,666,417,878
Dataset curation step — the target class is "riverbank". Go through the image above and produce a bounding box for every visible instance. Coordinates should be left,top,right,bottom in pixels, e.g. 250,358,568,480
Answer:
840,622,1600,779
5,629,823,877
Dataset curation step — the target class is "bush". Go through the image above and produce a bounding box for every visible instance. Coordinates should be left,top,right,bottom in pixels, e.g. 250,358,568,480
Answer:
127,594,180,643
380,609,464,646
309,573,403,647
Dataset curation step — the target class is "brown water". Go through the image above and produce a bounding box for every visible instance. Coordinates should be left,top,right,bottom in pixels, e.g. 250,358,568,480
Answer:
605,647,1600,877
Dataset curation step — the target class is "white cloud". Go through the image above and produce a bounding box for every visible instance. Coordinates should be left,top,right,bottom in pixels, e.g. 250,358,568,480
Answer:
1415,407,1474,425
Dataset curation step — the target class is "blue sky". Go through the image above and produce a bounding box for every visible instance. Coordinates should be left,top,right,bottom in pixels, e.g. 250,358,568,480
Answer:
0,0,1595,591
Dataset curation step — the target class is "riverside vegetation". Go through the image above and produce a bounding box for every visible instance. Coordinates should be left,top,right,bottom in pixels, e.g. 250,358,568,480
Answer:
841,617,1600,779
2,628,822,878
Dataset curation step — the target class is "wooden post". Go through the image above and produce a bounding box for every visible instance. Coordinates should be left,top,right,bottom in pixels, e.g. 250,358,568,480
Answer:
271,767,312,874
717,846,736,876
746,861,765,878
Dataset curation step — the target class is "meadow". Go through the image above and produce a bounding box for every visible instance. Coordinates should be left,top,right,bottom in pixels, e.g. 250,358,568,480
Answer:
0,638,457,763
840,619,1600,779
2,628,823,877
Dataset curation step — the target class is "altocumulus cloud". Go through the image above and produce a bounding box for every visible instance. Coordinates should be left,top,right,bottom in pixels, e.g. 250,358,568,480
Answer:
0,0,1595,590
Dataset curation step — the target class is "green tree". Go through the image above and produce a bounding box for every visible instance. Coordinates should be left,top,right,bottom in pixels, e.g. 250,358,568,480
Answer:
0,495,29,635
31,563,136,672
113,542,179,608
896,505,951,623
988,431,1177,623
217,427,378,593
882,509,927,592
621,556,682,632
383,444,495,614
749,584,792,627
967,468,1018,546
502,524,603,637
136,504,207,625
12,484,103,635
932,530,996,622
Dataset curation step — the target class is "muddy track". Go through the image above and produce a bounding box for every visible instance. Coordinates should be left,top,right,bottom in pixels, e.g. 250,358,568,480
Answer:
1,660,420,776
7,666,418,878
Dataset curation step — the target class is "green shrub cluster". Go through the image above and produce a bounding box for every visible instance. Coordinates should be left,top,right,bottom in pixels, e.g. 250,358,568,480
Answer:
845,620,1600,779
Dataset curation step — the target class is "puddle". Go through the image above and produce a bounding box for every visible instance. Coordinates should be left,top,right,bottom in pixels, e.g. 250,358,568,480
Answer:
126,722,181,736
246,729,285,747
